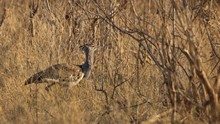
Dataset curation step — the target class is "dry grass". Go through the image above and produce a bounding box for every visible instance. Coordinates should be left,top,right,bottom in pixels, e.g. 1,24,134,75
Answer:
0,0,219,123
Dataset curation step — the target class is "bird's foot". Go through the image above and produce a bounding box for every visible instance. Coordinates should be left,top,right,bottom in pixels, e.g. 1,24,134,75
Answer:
45,86,51,92
45,82,56,92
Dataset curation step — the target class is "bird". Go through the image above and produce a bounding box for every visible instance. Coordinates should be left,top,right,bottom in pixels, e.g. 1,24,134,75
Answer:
25,44,97,90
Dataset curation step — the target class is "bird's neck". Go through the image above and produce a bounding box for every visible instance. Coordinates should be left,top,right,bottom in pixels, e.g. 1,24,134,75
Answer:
81,50,94,78
84,50,94,68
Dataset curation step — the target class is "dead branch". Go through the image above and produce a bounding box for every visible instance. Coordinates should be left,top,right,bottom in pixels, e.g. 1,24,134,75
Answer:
0,2,6,27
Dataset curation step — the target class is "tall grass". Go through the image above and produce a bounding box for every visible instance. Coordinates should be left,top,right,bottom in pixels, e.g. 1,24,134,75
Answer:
0,0,219,123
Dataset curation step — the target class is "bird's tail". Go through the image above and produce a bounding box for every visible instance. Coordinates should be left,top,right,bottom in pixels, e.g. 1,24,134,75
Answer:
25,73,43,85
24,77,34,85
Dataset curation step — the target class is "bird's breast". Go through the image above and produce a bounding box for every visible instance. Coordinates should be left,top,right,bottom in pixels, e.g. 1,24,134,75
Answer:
83,69,91,79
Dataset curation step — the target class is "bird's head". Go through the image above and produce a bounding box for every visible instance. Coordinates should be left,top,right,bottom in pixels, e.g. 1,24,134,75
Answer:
79,43,98,53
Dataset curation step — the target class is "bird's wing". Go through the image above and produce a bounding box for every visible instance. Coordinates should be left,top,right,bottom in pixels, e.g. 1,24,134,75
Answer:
25,63,83,85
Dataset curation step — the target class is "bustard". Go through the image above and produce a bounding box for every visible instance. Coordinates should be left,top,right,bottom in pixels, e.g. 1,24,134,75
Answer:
25,44,97,90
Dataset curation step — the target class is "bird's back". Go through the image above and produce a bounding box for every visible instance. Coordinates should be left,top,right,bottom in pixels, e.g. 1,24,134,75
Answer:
25,63,83,85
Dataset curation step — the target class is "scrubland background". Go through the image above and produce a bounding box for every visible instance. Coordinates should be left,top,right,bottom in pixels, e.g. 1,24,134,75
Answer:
0,0,219,123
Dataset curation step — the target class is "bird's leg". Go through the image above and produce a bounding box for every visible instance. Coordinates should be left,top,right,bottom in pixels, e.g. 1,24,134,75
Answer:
63,87,71,100
45,82,56,91
41,78,59,91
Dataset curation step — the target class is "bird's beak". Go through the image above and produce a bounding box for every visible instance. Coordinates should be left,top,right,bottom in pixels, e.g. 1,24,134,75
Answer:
79,46,84,51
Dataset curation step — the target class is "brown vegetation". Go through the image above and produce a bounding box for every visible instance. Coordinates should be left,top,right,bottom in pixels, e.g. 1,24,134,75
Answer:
0,0,219,123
